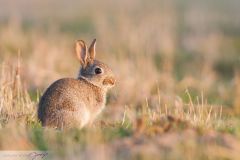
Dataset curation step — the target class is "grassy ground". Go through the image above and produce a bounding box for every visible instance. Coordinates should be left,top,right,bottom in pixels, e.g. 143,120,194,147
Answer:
0,0,240,159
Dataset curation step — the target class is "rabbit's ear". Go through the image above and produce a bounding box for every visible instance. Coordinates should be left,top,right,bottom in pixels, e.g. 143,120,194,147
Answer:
76,40,88,67
88,39,96,61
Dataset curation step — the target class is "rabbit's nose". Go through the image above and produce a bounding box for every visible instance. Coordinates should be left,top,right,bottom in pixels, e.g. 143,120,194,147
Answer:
110,77,116,85
103,76,116,86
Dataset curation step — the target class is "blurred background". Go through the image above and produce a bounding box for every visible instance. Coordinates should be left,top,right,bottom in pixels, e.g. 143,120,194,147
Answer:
1,1,240,158
0,0,240,113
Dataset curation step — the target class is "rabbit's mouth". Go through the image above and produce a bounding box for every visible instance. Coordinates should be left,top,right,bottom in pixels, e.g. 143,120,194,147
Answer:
103,77,116,86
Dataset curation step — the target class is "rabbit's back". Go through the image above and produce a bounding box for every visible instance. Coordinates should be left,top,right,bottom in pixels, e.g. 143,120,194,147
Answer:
38,78,105,128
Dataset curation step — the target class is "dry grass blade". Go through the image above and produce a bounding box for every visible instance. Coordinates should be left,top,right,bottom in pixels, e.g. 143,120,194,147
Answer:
0,59,36,126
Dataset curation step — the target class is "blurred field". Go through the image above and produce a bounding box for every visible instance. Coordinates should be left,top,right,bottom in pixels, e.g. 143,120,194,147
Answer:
0,0,240,159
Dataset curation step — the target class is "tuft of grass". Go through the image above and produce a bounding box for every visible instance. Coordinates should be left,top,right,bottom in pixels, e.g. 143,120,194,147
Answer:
0,57,36,127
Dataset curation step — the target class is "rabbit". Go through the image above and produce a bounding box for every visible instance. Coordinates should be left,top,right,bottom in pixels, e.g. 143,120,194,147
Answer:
38,39,116,129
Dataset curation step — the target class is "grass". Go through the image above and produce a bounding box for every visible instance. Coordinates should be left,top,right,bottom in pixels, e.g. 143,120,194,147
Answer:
0,61,238,159
0,60,36,127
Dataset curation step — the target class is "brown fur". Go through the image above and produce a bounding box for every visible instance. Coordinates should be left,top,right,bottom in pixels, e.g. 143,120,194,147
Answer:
38,39,115,129
38,78,105,129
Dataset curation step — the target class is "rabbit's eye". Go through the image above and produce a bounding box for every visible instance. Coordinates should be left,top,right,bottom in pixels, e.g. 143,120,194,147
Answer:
95,67,102,74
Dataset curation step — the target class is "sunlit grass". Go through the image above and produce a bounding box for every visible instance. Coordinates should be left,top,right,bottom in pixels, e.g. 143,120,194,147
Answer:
0,62,237,160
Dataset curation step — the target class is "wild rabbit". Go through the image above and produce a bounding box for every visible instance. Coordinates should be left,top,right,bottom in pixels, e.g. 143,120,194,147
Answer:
38,39,115,129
